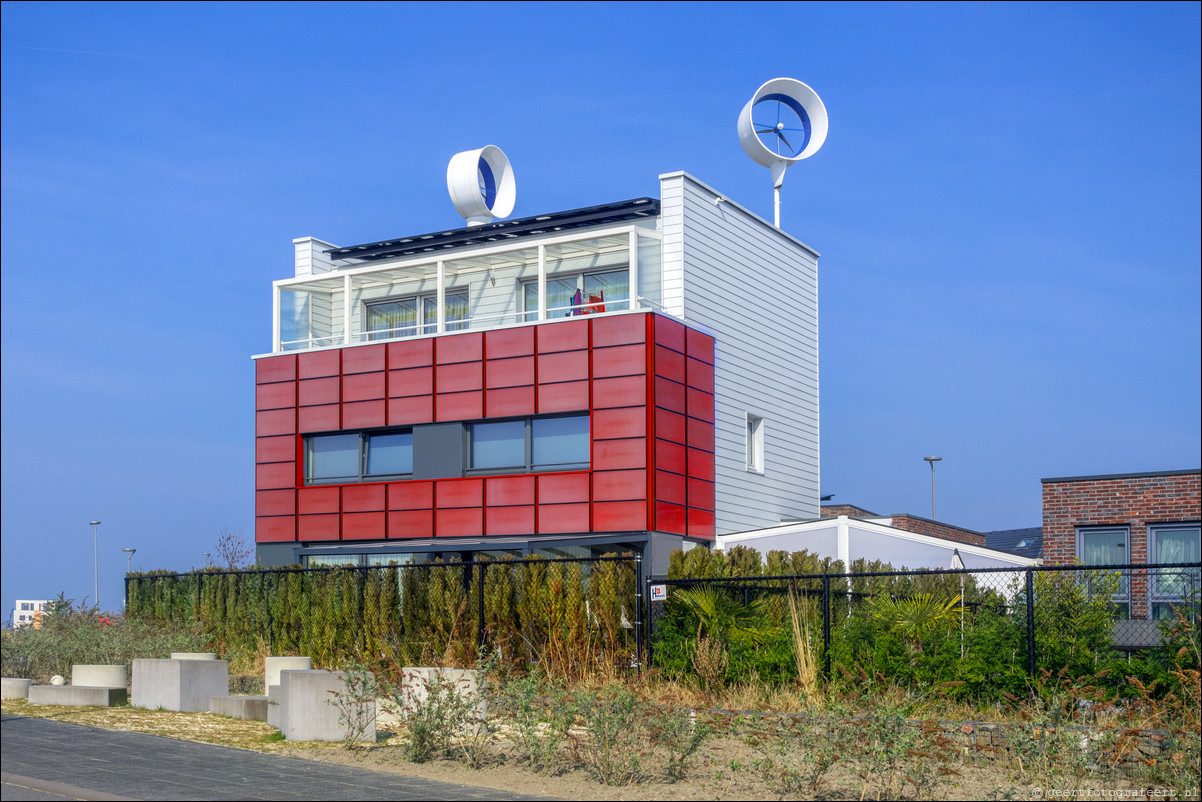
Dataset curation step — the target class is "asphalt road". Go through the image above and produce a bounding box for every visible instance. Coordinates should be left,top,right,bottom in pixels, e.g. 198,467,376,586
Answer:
1,714,551,801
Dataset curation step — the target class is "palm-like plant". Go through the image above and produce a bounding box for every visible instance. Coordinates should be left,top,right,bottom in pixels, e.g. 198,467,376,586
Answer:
872,593,965,654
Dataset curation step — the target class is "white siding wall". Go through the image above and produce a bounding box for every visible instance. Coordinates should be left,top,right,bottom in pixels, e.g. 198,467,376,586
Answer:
660,172,820,534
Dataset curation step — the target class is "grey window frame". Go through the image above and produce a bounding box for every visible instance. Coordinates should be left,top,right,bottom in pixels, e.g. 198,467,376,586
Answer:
304,429,415,486
364,291,469,340
1075,525,1131,618
465,414,590,475
1149,522,1202,613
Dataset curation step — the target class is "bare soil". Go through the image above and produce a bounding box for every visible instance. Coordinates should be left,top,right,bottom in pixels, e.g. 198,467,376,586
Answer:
2,699,1193,800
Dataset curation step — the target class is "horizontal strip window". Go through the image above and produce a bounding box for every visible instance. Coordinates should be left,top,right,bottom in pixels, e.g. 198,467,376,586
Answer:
306,430,413,484
469,415,589,474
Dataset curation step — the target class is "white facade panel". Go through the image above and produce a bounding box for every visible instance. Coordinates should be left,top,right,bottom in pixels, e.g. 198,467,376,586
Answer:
661,172,820,534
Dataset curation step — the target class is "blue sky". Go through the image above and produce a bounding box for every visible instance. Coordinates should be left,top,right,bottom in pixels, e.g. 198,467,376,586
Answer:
2,2,1199,615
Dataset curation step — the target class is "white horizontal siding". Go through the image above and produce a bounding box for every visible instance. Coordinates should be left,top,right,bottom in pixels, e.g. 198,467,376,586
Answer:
661,172,820,534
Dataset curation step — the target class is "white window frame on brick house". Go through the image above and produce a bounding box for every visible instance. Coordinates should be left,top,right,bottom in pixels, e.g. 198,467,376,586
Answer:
1148,521,1201,620
1075,525,1131,618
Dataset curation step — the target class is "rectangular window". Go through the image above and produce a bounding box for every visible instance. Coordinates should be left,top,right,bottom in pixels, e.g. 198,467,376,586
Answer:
1076,526,1130,618
468,415,589,474
522,268,630,320
746,414,764,473
366,292,468,340
1150,522,1201,620
305,430,413,484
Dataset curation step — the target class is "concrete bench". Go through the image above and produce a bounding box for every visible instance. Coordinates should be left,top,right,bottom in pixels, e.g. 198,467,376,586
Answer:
278,669,375,743
131,658,228,712
72,665,126,689
2,678,33,700
29,685,127,707
211,695,269,721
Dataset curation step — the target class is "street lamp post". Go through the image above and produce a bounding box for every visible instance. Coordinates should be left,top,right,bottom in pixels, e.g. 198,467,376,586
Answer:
201,553,211,568
88,521,102,611
122,548,136,573
923,457,942,520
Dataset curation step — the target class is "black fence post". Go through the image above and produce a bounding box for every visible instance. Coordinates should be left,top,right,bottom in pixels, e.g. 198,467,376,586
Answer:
634,554,643,672
821,575,832,680
477,562,486,655
1025,568,1036,677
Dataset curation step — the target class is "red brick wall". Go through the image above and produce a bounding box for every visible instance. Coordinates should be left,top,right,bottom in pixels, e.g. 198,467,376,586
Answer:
254,312,716,547
887,514,985,546
1042,472,1201,567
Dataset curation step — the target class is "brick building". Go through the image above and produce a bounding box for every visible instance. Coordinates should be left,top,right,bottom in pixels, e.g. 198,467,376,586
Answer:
1042,469,1201,619
819,504,985,547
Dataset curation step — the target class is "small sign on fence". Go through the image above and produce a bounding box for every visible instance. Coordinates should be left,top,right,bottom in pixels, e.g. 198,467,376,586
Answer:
650,584,667,602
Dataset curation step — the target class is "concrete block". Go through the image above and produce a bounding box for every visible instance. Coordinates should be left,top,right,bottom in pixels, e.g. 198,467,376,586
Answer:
29,685,127,707
131,658,229,712
398,667,486,721
279,669,375,743
211,695,269,721
1,678,33,700
265,656,312,689
170,652,218,660
267,683,283,729
72,664,127,689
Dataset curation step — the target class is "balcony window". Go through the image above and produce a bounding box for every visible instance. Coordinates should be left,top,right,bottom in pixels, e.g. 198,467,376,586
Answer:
366,293,468,340
523,268,630,320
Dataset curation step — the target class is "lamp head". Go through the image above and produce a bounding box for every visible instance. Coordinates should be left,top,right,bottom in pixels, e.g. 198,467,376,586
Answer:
89,520,101,526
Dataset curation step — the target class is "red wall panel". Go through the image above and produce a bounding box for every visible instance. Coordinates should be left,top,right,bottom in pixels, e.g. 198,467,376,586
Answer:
343,372,385,402
687,478,716,510
298,404,339,433
256,435,295,464
686,357,714,390
592,344,646,378
536,320,588,353
256,462,296,491
537,350,588,382
592,376,645,409
342,484,385,513
485,356,534,389
538,503,589,533
298,350,339,379
653,377,686,413
342,400,385,429
592,314,646,347
687,447,716,482
298,486,339,515
438,362,483,393
256,382,296,411
654,346,685,383
486,326,534,359
485,387,535,418
593,470,647,502
537,381,589,413
388,509,433,539
686,418,715,451
388,396,434,425
387,481,433,510
592,407,646,440
686,388,715,422
298,514,340,540
256,409,295,437
256,489,295,517
256,515,296,542
538,473,590,505
654,471,687,506
299,377,339,407
687,509,715,538
486,505,535,535
343,512,386,540
389,367,433,397
654,409,686,444
656,502,687,534
342,345,385,374
653,315,686,353
685,327,714,363
256,355,297,384
655,439,687,475
436,391,483,421
436,479,484,508
486,476,536,506
388,339,433,369
438,507,483,536
593,501,646,532
436,333,482,364
593,438,647,470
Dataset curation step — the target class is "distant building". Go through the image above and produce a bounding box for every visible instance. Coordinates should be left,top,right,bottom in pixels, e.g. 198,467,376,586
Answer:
982,527,1044,561
819,504,986,547
1042,469,1201,620
11,600,50,629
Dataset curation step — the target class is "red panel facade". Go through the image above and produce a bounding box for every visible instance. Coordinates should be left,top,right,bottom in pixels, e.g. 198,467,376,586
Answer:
253,313,717,548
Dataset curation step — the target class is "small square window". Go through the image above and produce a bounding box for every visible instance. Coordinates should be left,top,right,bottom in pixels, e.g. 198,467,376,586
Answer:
746,414,764,473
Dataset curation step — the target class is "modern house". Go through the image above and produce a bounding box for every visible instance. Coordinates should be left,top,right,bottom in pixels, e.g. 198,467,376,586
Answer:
11,600,50,629
253,172,820,575
1042,469,1200,621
